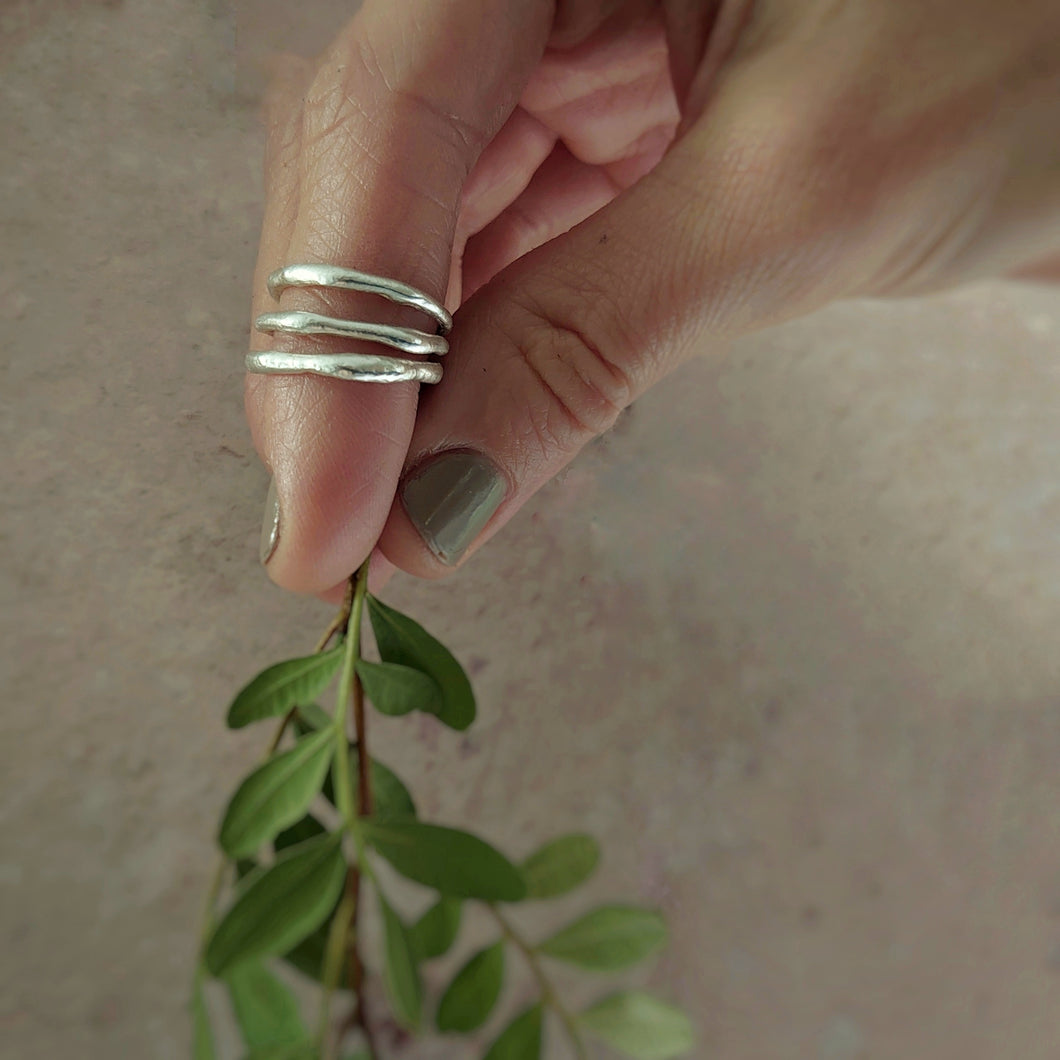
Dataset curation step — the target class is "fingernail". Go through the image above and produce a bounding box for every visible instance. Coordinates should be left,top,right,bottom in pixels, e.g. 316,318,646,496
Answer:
259,477,280,565
401,451,506,566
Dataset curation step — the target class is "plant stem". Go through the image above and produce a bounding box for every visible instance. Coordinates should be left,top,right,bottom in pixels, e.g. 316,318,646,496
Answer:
344,818,381,1057
347,565,377,1056
332,561,369,824
490,905,588,1060
353,655,373,818
195,860,227,955
318,884,356,1056
314,578,355,653
318,558,377,1058
196,575,364,1053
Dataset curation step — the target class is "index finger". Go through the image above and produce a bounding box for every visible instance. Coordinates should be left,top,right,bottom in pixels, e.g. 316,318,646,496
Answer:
246,0,553,595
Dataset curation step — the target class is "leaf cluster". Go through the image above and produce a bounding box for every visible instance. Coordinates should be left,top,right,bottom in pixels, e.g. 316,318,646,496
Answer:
195,588,692,1060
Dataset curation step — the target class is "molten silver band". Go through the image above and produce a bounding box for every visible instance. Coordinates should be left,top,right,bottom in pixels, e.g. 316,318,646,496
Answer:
255,311,449,357
266,264,452,334
247,264,449,385
246,350,442,384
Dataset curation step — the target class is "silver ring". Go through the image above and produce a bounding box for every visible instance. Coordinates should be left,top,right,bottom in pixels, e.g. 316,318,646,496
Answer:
246,350,442,384
266,264,452,335
256,311,448,357
247,264,449,385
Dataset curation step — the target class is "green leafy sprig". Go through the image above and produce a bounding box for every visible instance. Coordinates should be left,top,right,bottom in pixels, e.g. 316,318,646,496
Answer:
194,558,693,1060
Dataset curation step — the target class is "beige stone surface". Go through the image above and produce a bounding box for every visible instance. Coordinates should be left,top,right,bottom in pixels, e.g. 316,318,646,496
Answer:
3,3,1060,1059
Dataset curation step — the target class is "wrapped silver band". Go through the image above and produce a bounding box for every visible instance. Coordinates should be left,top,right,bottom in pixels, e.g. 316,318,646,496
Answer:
247,263,449,385
246,351,443,385
266,264,452,335
255,311,448,357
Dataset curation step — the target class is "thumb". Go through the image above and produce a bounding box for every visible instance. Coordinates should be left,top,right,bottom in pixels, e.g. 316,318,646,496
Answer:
245,0,553,595
377,56,875,575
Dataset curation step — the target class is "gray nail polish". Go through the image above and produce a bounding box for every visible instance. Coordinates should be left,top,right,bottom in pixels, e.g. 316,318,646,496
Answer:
401,451,506,566
260,477,280,565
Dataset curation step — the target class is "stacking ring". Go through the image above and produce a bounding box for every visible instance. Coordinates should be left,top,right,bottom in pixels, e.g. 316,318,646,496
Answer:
245,264,450,384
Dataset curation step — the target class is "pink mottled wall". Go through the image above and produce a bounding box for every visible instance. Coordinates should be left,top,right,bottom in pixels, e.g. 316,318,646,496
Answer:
3,2,1060,1058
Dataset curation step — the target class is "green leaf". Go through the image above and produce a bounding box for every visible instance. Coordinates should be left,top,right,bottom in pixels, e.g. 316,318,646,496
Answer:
356,658,443,717
367,595,475,730
482,1004,543,1060
205,834,346,977
579,992,694,1059
235,858,258,882
272,826,340,984
409,897,462,960
273,814,328,854
192,980,216,1060
379,895,422,1030
219,729,336,858
360,756,417,821
227,648,344,729
294,703,331,732
436,941,505,1033
280,918,335,984
521,834,600,900
538,906,667,971
321,750,416,821
225,962,306,1049
362,820,526,902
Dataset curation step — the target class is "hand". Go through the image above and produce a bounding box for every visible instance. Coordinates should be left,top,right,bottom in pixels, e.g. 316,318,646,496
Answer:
246,0,1060,597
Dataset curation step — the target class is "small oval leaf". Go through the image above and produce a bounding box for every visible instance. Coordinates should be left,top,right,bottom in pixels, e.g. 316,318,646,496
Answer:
367,596,475,730
538,906,667,971
235,859,258,882
280,916,336,984
578,992,694,1059
225,961,306,1049
322,752,417,821
363,820,526,902
219,729,336,858
380,895,422,1030
482,1004,543,1060
227,648,344,729
409,897,462,961
294,703,331,733
273,814,327,854
356,659,443,717
521,834,600,900
436,941,505,1033
205,834,346,977
362,757,417,821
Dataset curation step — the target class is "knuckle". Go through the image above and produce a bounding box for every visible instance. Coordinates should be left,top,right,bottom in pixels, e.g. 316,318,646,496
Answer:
505,288,634,450
388,82,490,165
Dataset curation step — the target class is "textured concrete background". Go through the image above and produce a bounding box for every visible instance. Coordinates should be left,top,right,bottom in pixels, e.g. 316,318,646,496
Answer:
3,2,1060,1058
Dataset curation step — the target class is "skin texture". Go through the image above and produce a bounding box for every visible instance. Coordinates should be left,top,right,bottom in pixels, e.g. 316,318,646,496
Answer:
245,0,1060,598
